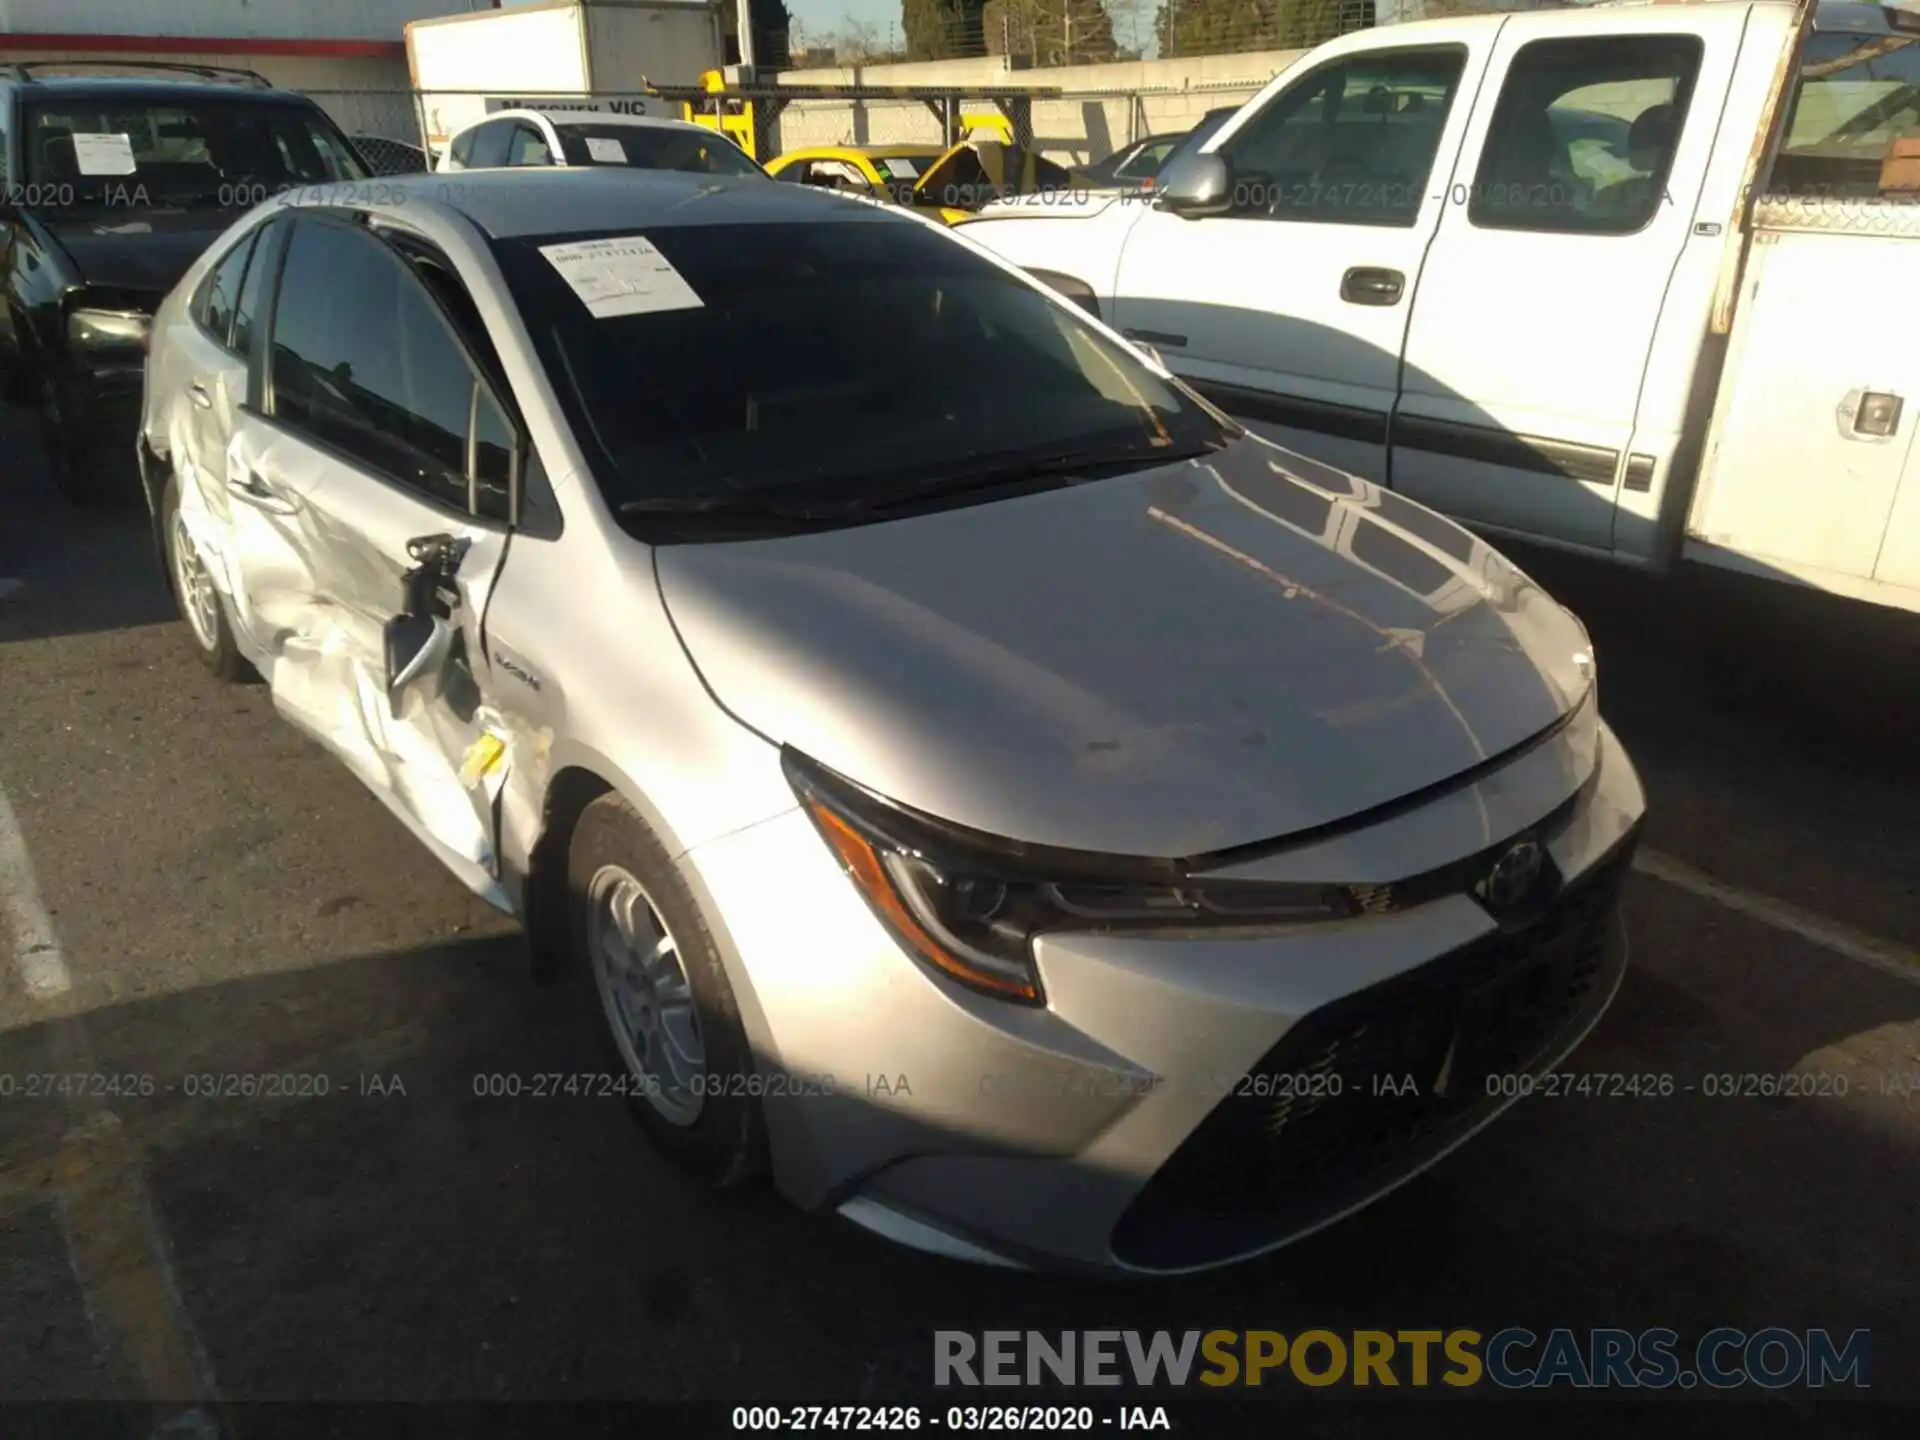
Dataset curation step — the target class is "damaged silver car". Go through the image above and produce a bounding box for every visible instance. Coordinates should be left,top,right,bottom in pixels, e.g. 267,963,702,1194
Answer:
140,170,1645,1275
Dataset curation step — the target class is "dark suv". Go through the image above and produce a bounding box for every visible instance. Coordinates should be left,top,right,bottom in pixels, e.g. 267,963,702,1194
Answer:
0,62,371,503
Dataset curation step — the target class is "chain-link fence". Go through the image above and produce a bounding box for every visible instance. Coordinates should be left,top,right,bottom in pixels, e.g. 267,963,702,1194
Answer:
787,0,1381,66
299,81,1285,171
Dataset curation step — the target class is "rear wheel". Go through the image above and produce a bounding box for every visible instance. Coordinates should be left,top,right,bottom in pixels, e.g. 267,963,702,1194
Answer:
160,475,248,682
567,792,767,1187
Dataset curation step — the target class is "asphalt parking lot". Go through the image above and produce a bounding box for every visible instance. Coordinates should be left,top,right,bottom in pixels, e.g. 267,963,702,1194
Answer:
0,398,1915,1438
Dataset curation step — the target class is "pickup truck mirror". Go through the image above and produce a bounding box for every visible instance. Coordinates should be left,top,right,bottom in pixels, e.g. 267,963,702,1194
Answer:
1155,153,1233,220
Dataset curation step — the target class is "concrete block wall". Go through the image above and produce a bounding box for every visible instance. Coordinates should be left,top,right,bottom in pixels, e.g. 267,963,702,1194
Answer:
770,48,1310,163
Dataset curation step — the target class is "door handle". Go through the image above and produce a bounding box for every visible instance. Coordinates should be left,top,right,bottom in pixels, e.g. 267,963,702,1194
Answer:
226,470,297,515
188,382,213,410
1341,267,1405,306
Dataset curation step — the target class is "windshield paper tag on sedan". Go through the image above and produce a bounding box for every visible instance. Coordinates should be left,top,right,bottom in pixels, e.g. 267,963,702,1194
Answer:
584,137,628,164
72,133,138,176
538,236,702,319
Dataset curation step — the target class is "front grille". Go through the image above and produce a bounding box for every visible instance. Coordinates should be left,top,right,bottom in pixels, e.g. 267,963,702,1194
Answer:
1111,831,1637,1272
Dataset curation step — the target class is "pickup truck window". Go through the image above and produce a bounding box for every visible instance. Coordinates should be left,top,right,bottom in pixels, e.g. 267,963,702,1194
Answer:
1770,32,1920,198
1470,35,1702,236
1215,47,1467,228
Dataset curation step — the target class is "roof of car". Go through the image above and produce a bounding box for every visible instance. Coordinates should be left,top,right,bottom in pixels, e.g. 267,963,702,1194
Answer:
3,75,314,104
475,108,715,134
312,167,906,239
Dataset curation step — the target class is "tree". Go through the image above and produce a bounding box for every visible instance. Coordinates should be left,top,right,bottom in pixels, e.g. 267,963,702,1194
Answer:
902,0,988,59
1152,0,1366,57
984,0,1119,65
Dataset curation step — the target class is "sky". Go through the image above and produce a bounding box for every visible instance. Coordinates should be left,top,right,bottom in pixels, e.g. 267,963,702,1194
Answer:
785,0,907,47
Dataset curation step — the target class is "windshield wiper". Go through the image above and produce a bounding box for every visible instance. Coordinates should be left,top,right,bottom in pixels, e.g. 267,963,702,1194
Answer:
843,440,1214,515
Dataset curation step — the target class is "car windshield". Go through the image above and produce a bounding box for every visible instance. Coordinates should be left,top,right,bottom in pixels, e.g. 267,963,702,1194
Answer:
553,122,763,176
21,95,366,202
492,216,1230,525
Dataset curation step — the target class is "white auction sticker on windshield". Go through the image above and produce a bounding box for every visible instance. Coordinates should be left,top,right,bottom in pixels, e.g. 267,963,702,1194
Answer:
538,236,702,318
73,133,138,176
584,136,627,163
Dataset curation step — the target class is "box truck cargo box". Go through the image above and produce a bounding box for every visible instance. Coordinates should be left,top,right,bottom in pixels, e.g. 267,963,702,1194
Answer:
407,0,724,161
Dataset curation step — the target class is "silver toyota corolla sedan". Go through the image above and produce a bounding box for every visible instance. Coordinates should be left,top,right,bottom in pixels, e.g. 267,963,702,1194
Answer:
139,169,1645,1275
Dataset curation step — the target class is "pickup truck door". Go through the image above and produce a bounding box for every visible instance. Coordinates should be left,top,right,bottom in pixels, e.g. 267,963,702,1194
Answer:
1108,30,1492,484
1390,5,1748,552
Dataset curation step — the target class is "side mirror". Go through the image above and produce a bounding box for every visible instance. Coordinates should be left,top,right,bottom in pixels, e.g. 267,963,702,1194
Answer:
383,611,454,717
1155,152,1234,220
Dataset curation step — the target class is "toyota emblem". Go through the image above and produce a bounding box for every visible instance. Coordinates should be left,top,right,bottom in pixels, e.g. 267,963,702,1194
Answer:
1484,839,1546,913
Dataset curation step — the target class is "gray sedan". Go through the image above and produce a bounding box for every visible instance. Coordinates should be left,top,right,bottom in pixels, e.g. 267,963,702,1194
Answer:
139,169,1645,1275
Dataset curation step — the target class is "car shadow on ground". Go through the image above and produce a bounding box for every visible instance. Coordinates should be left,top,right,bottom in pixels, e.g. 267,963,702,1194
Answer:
0,402,174,646
0,916,1911,1425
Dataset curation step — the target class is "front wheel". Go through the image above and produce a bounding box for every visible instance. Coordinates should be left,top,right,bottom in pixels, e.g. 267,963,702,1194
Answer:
567,792,768,1187
161,475,248,681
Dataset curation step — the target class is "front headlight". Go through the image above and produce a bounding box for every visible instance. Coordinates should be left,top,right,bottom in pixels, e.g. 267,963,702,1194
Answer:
784,749,1357,1006
68,308,152,354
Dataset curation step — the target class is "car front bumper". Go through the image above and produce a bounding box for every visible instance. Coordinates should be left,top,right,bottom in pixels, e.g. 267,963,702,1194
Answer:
682,715,1645,1276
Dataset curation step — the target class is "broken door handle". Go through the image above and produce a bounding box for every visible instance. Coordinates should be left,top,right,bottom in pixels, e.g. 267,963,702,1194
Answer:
1340,267,1405,306
226,471,297,515
188,382,214,410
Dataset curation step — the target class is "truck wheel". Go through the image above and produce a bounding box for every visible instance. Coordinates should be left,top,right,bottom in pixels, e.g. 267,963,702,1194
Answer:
567,791,769,1188
160,475,249,682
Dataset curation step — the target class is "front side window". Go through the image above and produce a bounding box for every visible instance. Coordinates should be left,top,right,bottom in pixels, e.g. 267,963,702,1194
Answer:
1470,35,1703,235
1216,48,1467,226
268,217,491,512
551,122,764,176
21,97,366,202
491,214,1232,527
505,124,552,167
466,120,516,170
194,230,257,349
1769,29,1920,198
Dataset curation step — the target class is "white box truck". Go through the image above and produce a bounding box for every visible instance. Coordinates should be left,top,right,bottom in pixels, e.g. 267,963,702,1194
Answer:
406,0,726,164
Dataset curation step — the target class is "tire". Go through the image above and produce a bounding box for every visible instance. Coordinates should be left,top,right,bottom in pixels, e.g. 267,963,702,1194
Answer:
567,791,768,1188
160,475,249,682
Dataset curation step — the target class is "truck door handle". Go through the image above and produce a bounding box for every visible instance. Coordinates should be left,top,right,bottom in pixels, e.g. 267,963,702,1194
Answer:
1341,267,1405,306
188,382,213,410
227,470,296,515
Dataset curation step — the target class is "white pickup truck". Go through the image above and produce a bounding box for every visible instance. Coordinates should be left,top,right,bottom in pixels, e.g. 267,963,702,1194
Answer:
961,0,1920,614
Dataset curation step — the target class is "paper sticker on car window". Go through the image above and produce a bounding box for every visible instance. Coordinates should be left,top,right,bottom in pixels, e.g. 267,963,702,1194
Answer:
880,157,921,179
538,236,702,318
73,133,138,176
585,136,627,164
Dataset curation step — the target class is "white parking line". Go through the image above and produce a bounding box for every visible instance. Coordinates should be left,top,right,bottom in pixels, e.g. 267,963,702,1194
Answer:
0,783,71,998
0,777,222,1429
1634,847,1920,985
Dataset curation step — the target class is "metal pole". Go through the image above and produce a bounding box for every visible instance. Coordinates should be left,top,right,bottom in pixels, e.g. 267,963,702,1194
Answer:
736,0,757,68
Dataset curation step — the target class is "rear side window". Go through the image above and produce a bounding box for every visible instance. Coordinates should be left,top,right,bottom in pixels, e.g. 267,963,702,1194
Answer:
194,230,258,350
1470,34,1703,235
231,215,286,363
267,217,491,513
1769,29,1920,198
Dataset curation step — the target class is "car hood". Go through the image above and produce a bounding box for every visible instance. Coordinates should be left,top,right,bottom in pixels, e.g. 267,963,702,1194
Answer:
43,209,242,300
656,436,1596,857
962,189,1134,223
